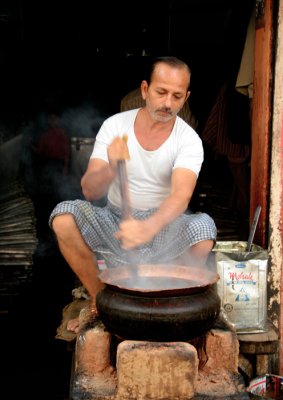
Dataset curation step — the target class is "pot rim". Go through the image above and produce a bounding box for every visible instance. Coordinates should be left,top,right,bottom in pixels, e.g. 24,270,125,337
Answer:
98,264,219,296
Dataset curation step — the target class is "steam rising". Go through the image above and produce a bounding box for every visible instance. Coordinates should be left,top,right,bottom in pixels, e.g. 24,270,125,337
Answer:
1,101,107,199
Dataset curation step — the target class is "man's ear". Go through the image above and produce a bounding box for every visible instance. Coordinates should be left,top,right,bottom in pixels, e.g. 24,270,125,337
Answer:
185,91,191,102
141,80,148,100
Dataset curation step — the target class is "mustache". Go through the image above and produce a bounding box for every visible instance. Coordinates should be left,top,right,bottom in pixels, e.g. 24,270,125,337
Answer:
156,107,173,115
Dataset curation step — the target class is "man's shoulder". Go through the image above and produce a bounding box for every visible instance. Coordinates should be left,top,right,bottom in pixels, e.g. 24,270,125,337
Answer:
176,115,199,135
105,108,139,124
174,116,202,146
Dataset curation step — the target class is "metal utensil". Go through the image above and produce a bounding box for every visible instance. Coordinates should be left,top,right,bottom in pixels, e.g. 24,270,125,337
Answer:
246,205,261,252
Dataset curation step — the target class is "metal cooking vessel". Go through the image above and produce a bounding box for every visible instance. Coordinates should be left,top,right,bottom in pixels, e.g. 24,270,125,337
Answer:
96,264,221,341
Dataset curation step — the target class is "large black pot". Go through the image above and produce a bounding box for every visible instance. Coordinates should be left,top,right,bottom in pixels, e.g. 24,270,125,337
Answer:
96,284,221,342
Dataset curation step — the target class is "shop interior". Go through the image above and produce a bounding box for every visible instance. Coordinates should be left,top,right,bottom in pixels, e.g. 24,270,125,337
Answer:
0,1,255,398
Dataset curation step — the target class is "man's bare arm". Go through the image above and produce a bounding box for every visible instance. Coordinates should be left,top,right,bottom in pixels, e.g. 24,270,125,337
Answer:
81,136,129,200
81,158,116,200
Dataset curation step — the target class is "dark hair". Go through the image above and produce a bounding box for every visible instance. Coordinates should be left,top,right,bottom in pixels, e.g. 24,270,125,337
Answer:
147,56,191,85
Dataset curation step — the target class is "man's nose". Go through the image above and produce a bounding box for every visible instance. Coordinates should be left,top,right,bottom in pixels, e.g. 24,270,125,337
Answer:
164,95,173,108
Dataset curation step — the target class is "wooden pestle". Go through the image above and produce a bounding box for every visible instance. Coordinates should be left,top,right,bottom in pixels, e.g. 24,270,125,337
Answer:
117,156,139,276
117,159,131,221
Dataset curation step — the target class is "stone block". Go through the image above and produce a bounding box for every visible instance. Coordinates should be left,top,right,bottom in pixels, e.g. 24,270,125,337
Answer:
204,329,239,373
115,340,198,400
75,320,112,376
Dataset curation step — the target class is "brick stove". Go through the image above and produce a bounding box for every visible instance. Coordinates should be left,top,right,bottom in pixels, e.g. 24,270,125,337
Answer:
68,307,250,400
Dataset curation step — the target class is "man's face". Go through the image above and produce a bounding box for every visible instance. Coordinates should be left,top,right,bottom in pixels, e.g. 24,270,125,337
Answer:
142,63,190,123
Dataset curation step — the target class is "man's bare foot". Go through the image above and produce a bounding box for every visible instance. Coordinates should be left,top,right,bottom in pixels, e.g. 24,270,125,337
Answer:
66,301,98,333
67,317,80,333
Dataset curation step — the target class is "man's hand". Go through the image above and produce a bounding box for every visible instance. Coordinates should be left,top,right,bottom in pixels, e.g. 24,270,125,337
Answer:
114,218,156,249
107,134,130,169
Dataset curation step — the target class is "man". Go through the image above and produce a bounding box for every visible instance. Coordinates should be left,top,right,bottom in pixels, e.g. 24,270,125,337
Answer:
49,56,217,333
